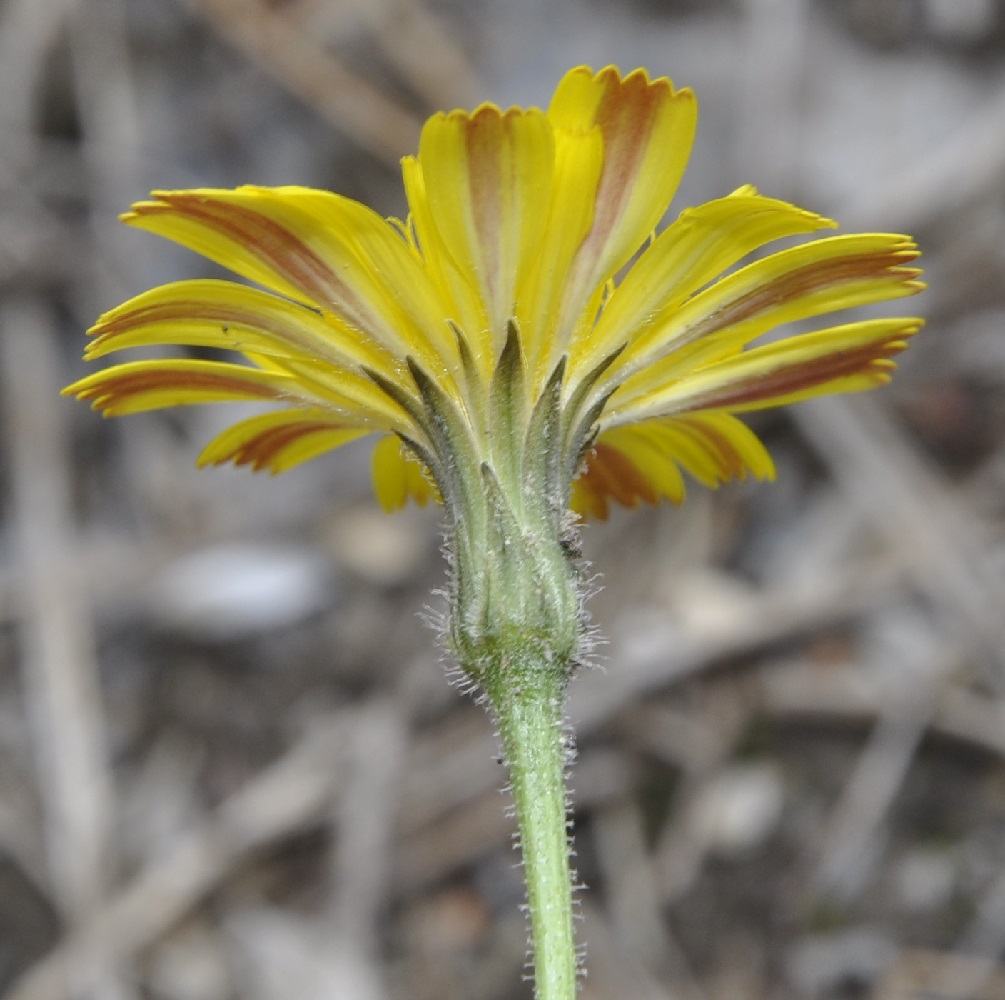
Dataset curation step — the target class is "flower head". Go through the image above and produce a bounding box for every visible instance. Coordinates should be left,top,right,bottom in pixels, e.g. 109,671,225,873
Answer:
67,66,922,527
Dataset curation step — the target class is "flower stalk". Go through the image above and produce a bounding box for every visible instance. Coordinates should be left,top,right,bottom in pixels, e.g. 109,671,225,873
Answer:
406,319,585,998
483,652,578,1000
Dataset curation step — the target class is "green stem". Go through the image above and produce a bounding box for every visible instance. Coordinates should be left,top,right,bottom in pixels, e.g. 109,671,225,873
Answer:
485,655,577,1000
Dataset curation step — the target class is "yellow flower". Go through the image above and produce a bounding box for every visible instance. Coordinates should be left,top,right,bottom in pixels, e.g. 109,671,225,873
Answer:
66,66,923,523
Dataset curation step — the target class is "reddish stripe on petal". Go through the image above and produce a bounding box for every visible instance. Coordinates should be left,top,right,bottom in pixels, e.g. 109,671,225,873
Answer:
414,104,554,347
68,365,289,413
198,410,372,474
585,69,670,253
572,414,775,519
674,415,747,480
89,294,320,360
89,369,280,399
206,419,341,471
683,245,921,346
578,441,658,517
132,194,375,325
85,281,400,384
546,66,696,350
96,298,235,330
90,298,280,348
90,292,307,335
464,107,505,304
135,196,335,301
682,339,908,413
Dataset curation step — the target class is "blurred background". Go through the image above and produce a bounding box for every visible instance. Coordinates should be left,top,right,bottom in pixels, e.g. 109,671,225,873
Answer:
2,0,1005,998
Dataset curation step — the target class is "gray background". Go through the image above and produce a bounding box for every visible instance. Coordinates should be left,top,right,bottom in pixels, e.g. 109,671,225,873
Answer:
2,1,1005,998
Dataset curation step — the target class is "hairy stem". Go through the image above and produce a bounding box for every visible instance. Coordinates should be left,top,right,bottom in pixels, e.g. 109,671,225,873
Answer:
484,655,577,1000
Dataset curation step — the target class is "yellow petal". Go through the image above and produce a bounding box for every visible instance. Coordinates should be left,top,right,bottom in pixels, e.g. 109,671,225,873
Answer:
518,119,604,383
86,278,399,375
571,412,774,518
413,104,555,358
64,359,299,415
572,425,684,518
401,157,491,376
615,232,923,393
124,187,457,369
371,434,437,511
267,355,419,430
198,409,371,473
548,66,697,337
575,189,835,377
83,281,419,429
663,412,776,485
608,318,920,425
